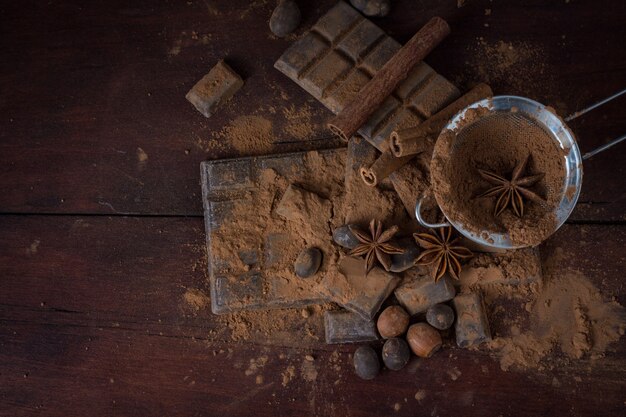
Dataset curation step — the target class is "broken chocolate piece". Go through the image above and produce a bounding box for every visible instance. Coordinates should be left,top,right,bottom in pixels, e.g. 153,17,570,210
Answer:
452,292,492,348
324,310,378,344
394,270,456,315
318,256,400,320
186,60,243,118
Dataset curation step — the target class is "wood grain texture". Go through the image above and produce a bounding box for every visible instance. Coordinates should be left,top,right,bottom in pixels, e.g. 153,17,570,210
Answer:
0,216,625,416
0,0,625,416
0,0,624,219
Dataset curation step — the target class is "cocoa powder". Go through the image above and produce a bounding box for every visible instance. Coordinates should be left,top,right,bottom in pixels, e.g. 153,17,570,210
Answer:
431,105,566,246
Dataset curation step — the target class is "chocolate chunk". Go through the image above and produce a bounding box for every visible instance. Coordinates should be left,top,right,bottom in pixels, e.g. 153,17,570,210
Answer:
332,225,360,249
452,292,492,348
389,237,420,272
324,310,378,344
382,338,410,371
353,345,380,380
269,0,301,38
186,60,243,118
294,247,322,278
350,0,391,17
394,271,456,315
317,256,400,320
426,303,455,330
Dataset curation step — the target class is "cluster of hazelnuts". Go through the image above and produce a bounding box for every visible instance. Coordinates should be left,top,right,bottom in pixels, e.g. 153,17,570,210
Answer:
353,303,455,380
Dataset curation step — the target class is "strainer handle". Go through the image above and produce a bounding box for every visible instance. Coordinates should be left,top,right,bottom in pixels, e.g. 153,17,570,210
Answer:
414,197,450,229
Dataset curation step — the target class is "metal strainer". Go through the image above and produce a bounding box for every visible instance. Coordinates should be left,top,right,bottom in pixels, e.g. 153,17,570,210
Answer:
415,90,626,249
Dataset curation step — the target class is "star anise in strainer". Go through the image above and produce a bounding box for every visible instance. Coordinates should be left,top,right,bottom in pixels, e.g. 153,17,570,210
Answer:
349,219,404,273
477,154,546,218
414,227,473,282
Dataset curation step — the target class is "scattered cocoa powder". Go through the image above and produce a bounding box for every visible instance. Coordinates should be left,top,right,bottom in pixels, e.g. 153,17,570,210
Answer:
431,105,566,246
211,115,275,155
183,288,210,311
485,269,625,371
282,104,315,140
464,39,549,95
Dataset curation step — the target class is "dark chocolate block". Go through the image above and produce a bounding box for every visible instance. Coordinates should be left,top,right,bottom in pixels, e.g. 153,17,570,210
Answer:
274,1,460,150
201,149,346,314
452,292,492,348
318,256,400,320
324,310,379,344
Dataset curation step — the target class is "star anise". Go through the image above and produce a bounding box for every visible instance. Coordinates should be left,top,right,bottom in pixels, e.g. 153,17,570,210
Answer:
349,219,404,273
476,154,545,218
414,227,472,282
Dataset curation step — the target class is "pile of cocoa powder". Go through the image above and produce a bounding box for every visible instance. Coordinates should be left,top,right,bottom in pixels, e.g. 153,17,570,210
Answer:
431,105,566,246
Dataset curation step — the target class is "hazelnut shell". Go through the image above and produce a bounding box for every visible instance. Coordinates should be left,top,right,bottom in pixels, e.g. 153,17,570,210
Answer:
377,305,410,338
406,323,442,358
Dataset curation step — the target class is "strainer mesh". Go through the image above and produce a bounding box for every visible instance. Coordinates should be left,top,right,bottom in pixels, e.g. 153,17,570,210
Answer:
453,110,560,195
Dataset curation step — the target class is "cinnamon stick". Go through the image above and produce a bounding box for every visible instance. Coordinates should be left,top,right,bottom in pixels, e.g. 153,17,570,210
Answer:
390,83,493,157
359,150,414,187
328,17,451,141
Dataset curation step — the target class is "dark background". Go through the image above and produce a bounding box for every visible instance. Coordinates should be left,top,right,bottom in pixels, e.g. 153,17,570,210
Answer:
1,1,625,416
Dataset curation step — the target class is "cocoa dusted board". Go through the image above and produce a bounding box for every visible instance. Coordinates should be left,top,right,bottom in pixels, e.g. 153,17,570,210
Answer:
274,1,460,151
200,148,346,314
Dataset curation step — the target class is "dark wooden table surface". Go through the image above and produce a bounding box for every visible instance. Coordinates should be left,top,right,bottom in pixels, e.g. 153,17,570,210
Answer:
1,1,625,416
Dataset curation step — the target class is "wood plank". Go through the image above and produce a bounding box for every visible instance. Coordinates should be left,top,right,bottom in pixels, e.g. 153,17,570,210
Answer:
1,216,624,416
1,0,625,220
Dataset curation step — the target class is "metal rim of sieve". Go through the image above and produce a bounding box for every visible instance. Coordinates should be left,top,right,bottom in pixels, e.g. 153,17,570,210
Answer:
422,95,583,250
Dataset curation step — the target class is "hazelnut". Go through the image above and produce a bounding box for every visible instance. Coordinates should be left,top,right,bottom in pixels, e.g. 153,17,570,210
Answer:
377,305,409,338
406,323,442,358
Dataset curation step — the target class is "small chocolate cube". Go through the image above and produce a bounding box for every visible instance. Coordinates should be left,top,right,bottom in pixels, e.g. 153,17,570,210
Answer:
452,292,492,348
186,60,243,118
324,310,378,344
394,271,456,315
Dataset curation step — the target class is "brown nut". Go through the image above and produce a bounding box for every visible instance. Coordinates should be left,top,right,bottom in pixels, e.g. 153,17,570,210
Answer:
377,306,410,338
406,323,442,358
